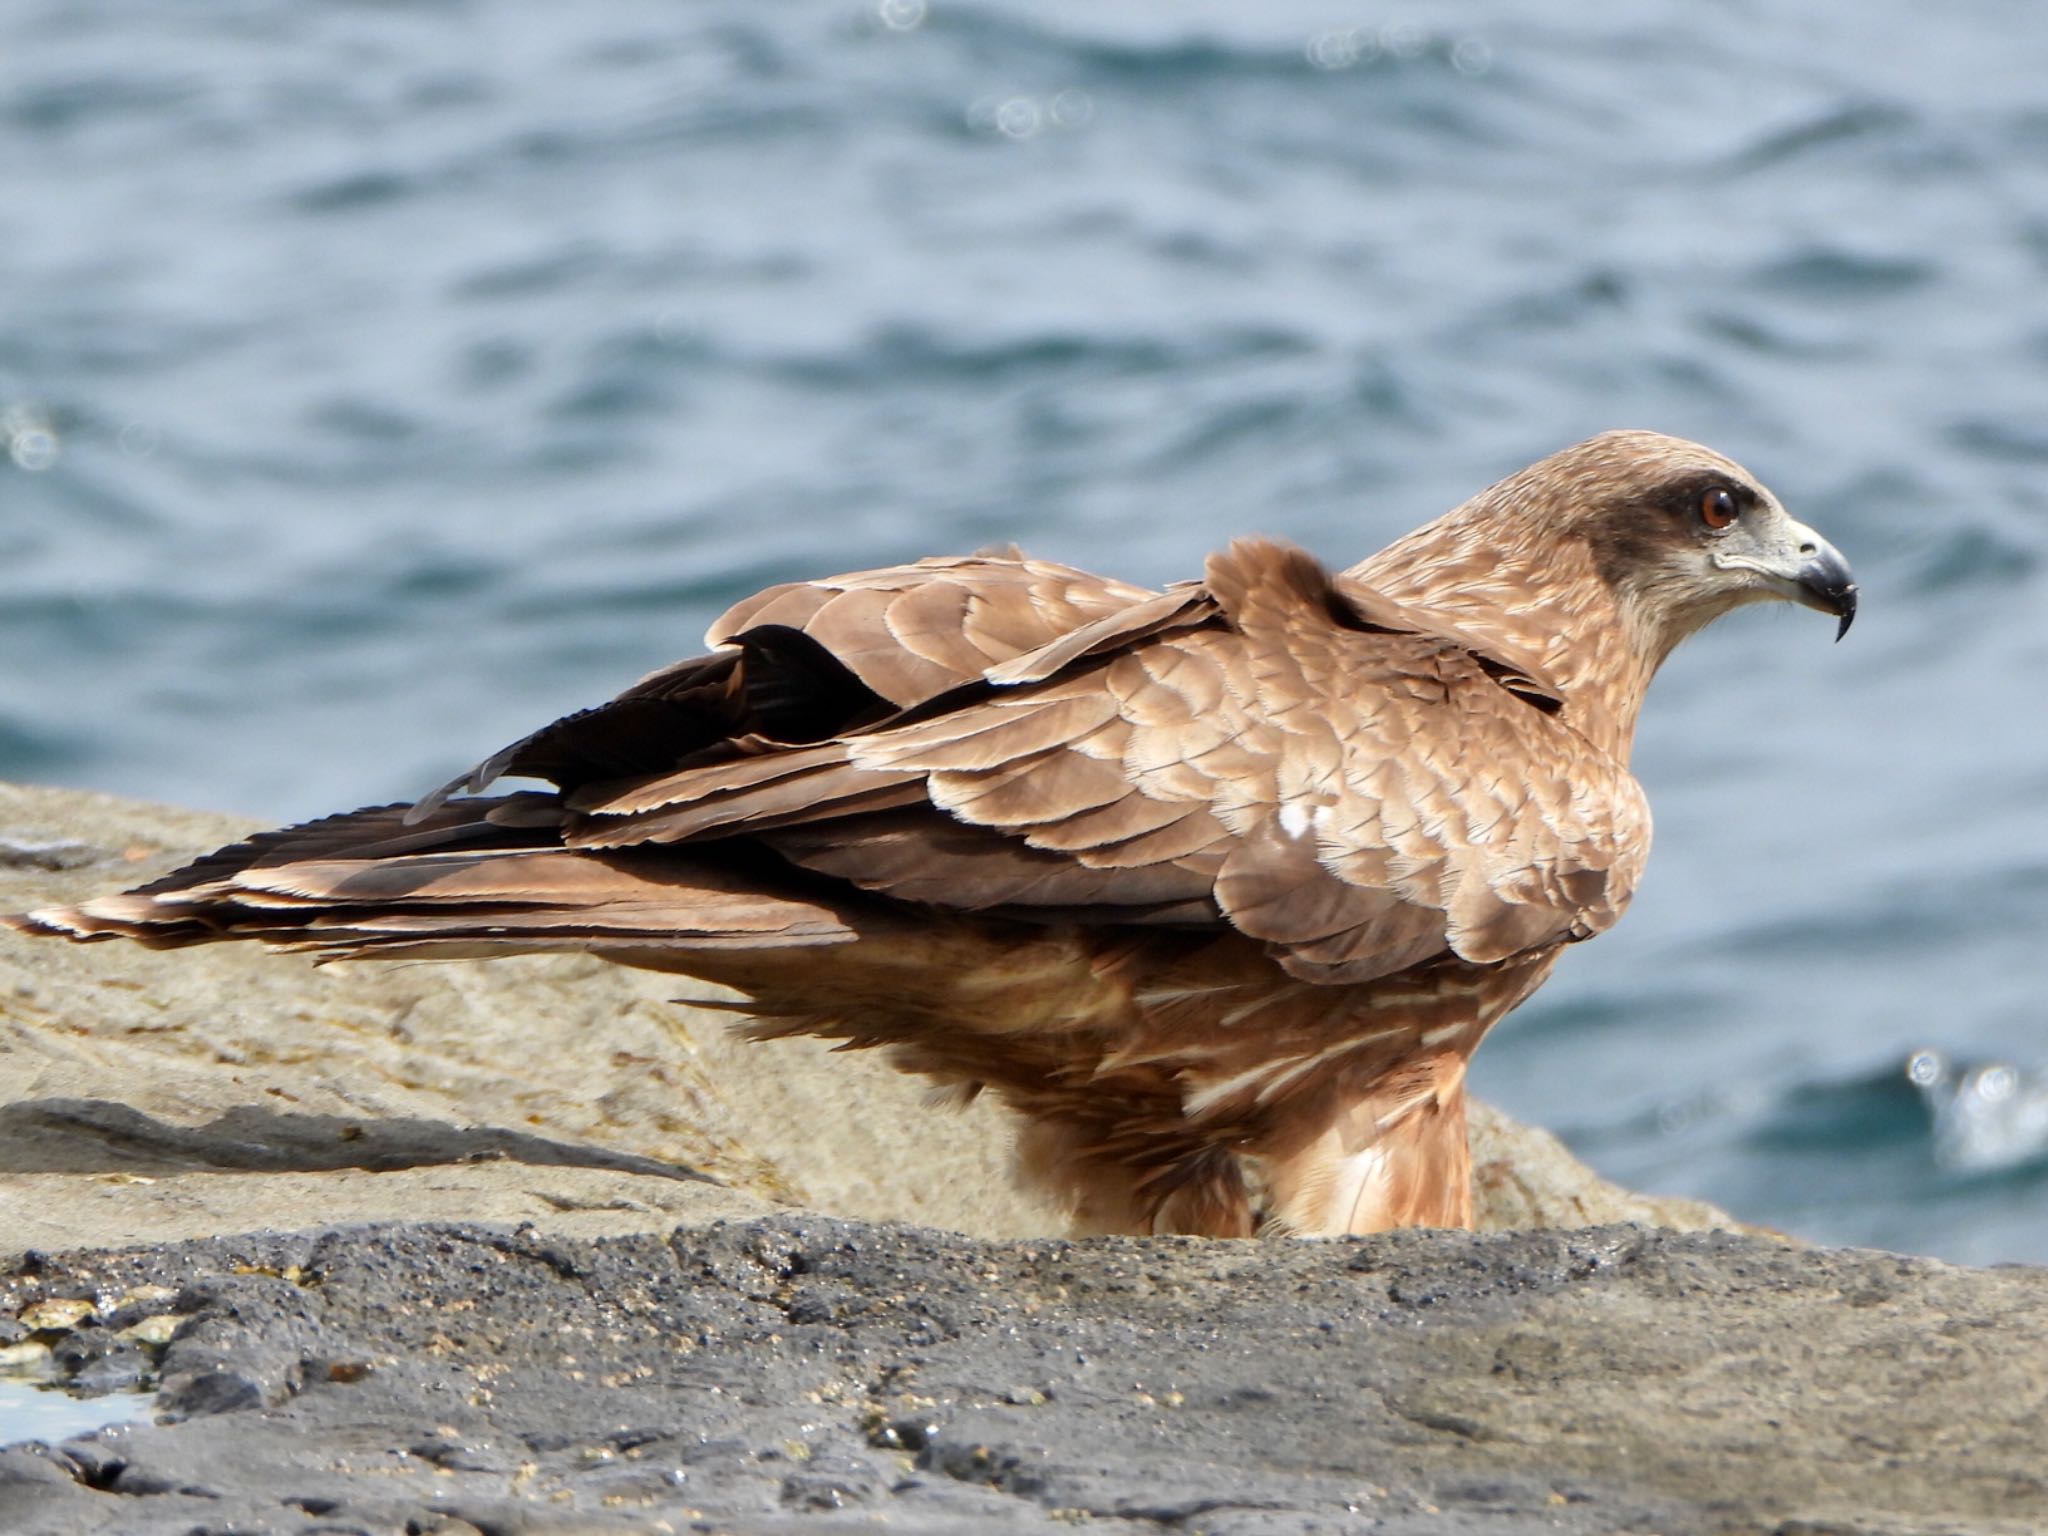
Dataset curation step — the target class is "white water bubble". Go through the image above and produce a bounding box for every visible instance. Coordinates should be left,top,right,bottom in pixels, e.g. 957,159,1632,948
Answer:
1977,1065,2018,1103
1306,29,1362,71
1915,1052,2048,1173
118,422,159,458
3,405,58,472
1049,88,1094,130
9,428,58,472
1906,1049,1948,1088
1451,37,1493,77
876,0,925,32
994,96,1042,140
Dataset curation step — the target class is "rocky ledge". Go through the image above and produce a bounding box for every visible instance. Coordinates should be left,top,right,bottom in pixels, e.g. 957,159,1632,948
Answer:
1,783,2042,1535
2,1218,2045,1535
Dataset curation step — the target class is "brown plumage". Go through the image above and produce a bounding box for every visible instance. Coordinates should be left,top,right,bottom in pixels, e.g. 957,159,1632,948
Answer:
7,431,1857,1237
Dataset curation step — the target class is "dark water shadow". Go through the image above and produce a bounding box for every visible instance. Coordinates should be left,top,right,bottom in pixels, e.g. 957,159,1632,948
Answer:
0,1099,718,1184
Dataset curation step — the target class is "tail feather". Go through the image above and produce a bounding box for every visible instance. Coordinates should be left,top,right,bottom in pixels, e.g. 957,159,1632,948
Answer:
125,795,562,899
5,794,858,959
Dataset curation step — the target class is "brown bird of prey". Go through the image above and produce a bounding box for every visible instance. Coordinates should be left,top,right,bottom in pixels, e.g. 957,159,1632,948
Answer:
10,431,1855,1238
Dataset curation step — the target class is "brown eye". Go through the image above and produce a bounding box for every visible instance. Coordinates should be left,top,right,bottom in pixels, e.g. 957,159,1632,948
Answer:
1699,487,1738,530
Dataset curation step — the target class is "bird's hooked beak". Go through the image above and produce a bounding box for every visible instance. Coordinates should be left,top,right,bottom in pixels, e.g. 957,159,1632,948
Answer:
1799,537,1859,641
1712,512,1859,641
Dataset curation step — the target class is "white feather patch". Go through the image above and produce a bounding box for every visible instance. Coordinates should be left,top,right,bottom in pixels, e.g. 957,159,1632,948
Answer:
1330,1144,1395,1234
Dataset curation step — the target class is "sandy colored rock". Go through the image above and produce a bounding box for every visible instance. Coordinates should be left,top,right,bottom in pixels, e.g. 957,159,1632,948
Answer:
0,1166,766,1258
1,781,1742,1253
1466,1098,1757,1234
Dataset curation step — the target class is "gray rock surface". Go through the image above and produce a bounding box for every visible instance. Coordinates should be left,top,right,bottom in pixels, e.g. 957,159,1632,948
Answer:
0,782,1744,1253
2,1217,2044,1535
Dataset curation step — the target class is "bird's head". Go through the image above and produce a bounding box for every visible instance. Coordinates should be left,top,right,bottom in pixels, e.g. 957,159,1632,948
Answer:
1348,429,1856,756
1521,429,1858,660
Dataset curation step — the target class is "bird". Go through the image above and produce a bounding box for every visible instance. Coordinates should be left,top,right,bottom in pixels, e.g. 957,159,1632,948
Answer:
8,431,1856,1238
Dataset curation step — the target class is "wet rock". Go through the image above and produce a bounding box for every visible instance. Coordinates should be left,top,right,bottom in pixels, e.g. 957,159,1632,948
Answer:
0,1444,77,1490
0,838,103,872
17,1301,92,1334
69,1351,146,1397
114,1315,182,1349
0,1217,2041,1534
152,1274,328,1420
0,1343,51,1375
156,1361,268,1419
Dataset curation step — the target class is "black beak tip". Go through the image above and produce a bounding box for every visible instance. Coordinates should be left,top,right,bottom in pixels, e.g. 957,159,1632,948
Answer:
1833,584,1858,643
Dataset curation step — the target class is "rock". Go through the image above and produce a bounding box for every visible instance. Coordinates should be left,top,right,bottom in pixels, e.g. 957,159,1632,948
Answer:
113,1317,180,1350
0,1217,2043,1534
0,1344,50,1376
1467,1098,1756,1235
16,1302,92,1334
0,839,101,873
68,1352,145,1397
0,1446,76,1491
0,781,1746,1253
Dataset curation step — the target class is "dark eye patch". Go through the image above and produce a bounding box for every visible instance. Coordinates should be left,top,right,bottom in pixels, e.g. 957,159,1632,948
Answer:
1657,473,1755,522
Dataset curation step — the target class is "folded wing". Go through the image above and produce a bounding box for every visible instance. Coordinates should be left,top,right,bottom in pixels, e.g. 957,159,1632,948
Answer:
561,538,1648,984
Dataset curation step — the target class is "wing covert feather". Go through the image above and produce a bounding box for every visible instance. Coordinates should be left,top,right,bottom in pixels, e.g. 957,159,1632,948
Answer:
544,537,1645,985
842,537,1646,981
709,554,1160,706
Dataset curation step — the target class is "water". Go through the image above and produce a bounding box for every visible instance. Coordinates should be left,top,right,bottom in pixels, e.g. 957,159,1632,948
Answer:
2,1,2044,1263
0,1379,151,1447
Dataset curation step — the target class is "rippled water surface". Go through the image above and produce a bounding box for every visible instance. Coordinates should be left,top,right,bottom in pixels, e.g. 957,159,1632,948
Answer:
3,1,2045,1262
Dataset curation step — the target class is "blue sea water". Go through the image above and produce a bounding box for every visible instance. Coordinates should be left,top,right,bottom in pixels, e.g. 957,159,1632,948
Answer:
1,0,2043,1263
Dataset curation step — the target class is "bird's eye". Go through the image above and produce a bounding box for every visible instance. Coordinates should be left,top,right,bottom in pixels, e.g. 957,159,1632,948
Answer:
1699,487,1738,531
